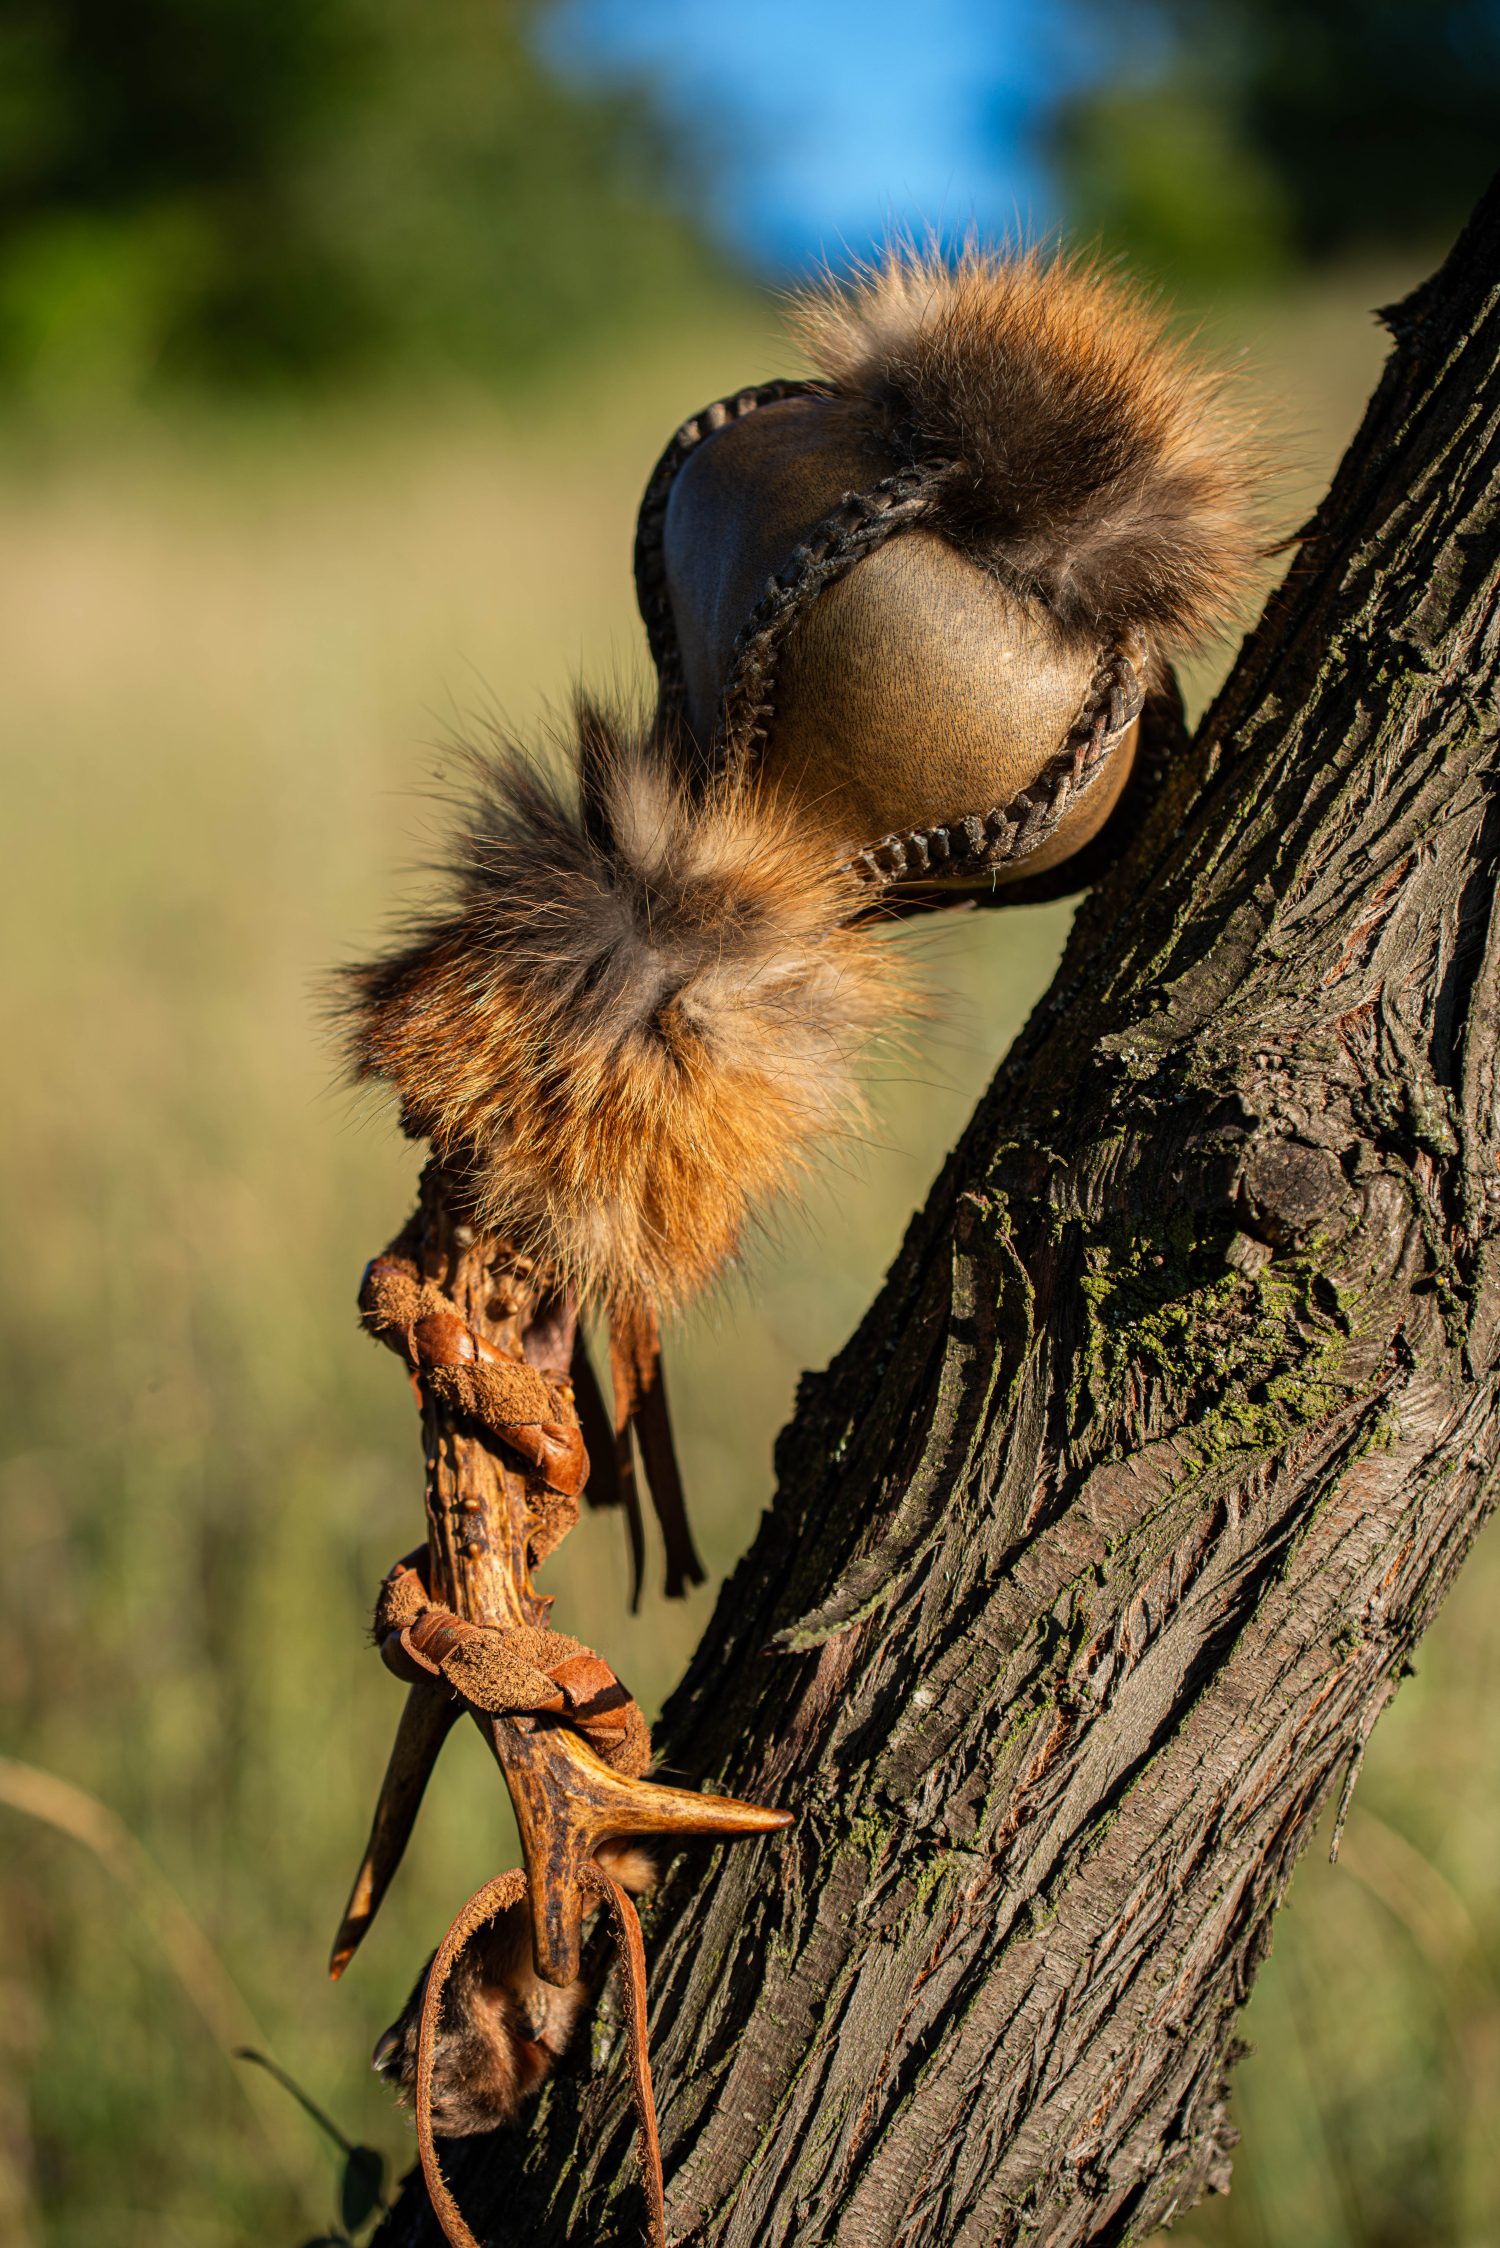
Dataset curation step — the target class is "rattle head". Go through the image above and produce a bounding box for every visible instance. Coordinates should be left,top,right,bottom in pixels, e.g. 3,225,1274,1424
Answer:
637,245,1262,900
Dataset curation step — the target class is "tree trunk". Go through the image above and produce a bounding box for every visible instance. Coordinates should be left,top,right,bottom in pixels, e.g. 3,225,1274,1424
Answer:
375,179,1500,2247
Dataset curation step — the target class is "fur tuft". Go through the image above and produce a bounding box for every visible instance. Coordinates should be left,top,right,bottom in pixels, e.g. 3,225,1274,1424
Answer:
339,705,906,1311
372,1841,658,2133
791,241,1264,650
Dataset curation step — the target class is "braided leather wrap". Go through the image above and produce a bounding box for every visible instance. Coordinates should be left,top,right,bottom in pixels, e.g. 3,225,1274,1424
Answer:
963,668,1189,912
840,634,1148,892
632,377,824,715
710,467,936,781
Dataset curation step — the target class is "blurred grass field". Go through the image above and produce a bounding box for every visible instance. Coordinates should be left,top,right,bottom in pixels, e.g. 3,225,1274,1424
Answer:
4,261,1500,2248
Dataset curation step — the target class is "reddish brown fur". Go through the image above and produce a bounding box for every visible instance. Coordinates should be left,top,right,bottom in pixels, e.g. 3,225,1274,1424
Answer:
372,1843,657,2134
339,705,907,1311
792,242,1264,650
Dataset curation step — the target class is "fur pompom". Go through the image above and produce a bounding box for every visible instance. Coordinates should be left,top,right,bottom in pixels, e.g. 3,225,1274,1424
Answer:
339,706,906,1311
791,242,1263,650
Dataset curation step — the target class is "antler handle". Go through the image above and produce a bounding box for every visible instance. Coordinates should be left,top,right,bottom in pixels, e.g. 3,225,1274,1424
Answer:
333,1163,790,1987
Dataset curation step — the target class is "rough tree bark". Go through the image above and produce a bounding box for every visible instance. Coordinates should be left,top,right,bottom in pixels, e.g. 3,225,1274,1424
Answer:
375,180,1500,2246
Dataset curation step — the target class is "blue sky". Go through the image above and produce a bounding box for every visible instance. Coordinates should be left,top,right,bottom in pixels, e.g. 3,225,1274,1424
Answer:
546,0,1096,274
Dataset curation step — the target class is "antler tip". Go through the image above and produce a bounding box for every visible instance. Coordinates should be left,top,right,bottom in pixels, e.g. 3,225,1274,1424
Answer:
634,1785,794,1841
725,1802,795,1835
328,1928,360,1980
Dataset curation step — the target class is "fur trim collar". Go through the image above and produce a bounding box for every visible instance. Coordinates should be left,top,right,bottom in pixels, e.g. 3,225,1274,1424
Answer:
791,243,1264,651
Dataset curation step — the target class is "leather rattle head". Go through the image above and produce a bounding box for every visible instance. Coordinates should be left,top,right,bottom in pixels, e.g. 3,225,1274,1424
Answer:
343,246,1267,1320
636,245,1263,902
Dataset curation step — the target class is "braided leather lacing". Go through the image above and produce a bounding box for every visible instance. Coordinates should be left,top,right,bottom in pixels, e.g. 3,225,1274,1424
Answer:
711,468,935,781
841,634,1148,892
633,377,824,712
632,379,1148,887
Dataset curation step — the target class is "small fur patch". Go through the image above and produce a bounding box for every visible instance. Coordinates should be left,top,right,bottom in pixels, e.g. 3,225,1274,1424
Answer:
791,242,1264,650
372,1840,657,2133
338,706,906,1311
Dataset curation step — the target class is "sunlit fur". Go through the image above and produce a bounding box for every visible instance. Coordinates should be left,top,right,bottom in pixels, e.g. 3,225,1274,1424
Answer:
791,241,1264,651
339,704,907,1311
372,1843,657,2134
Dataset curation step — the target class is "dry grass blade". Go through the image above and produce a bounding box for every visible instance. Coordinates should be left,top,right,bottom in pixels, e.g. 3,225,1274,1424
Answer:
0,1756,324,2200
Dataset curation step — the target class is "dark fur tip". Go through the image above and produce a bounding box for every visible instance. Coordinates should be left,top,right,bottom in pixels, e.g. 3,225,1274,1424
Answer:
793,242,1268,652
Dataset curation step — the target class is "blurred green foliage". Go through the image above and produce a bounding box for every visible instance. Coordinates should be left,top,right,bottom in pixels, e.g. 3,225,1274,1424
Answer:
1051,0,1500,290
0,0,725,404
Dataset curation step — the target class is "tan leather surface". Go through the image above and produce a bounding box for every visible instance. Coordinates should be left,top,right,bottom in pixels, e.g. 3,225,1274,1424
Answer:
661,395,1105,871
772,532,1100,856
663,394,889,747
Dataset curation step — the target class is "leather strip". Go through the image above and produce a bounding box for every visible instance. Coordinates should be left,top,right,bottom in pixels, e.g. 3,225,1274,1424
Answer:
373,1562,651,1775
415,1868,526,2248
584,1865,666,2248
415,1865,665,2248
360,1248,587,1498
610,1299,705,1606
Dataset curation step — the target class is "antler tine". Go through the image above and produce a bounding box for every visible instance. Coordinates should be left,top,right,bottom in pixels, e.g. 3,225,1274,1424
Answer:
489,1717,791,1986
330,1680,461,1979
